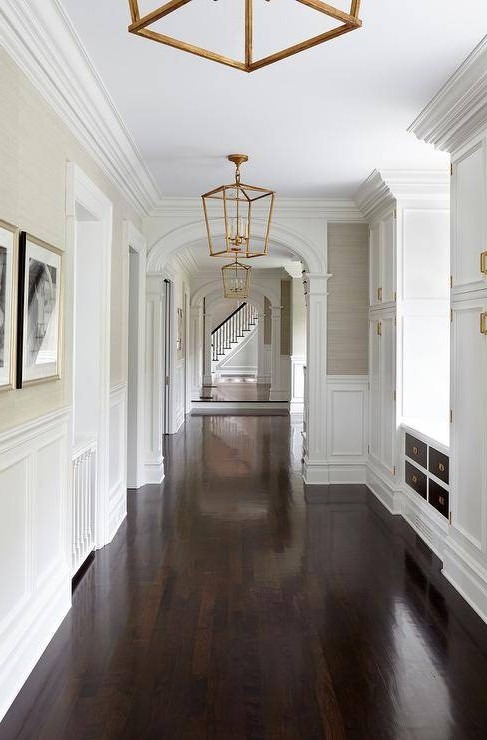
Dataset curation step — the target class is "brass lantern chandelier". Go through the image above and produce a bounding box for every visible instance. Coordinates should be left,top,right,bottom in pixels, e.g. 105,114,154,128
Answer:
127,1,363,73
222,251,252,299
202,154,275,259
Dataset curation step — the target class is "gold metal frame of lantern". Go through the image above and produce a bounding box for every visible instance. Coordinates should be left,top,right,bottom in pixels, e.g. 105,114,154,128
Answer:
221,251,252,299
127,0,363,73
202,154,275,259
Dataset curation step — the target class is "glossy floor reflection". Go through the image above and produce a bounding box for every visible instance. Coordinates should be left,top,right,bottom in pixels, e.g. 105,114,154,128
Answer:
2,415,487,739
200,377,271,402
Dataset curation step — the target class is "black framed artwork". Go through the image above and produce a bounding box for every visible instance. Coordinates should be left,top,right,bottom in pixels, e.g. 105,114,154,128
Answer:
16,232,62,388
0,220,17,391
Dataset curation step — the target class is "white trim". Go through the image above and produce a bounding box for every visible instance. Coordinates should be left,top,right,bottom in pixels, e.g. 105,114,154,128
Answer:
303,460,366,485
108,383,128,540
66,162,113,549
149,197,365,222
191,401,289,414
409,35,487,153
442,539,487,625
355,169,450,221
0,407,71,723
123,221,147,489
0,0,160,215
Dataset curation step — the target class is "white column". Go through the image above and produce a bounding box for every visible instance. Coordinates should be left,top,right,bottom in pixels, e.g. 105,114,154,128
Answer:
257,312,267,383
144,275,164,484
269,305,286,401
190,305,203,399
302,273,331,484
203,311,213,386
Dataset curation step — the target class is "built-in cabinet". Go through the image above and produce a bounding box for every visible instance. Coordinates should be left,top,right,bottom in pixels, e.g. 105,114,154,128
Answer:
369,309,396,478
450,135,487,558
357,171,451,517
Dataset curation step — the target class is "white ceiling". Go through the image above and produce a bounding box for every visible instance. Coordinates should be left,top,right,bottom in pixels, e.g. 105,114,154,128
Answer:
60,0,487,198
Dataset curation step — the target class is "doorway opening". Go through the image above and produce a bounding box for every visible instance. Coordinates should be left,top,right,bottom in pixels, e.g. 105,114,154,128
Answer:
67,164,112,578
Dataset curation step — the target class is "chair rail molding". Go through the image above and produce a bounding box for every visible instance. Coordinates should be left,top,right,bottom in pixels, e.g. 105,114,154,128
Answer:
0,0,160,215
409,35,487,153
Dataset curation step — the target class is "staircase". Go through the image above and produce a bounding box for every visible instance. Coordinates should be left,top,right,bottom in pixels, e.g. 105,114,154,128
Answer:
211,302,259,371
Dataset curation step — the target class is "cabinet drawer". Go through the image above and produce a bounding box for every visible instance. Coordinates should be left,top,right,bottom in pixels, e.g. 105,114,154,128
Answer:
429,447,449,485
405,461,427,499
405,434,427,469
429,479,449,519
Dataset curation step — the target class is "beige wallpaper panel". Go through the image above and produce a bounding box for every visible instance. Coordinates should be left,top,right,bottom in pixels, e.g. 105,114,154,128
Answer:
327,223,369,375
0,48,141,433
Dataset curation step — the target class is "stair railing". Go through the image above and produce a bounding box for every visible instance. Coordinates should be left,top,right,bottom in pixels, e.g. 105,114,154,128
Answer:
211,302,259,362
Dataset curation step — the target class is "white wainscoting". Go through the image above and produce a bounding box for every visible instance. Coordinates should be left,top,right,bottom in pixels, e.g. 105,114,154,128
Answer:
108,383,127,542
174,360,186,433
325,375,368,483
290,355,305,416
0,407,71,723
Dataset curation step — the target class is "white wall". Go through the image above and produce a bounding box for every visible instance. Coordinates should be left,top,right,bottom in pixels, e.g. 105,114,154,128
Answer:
215,326,258,376
0,41,141,723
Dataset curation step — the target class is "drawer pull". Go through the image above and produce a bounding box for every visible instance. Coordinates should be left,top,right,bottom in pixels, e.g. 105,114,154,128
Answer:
412,446,418,455
481,312,487,336
412,475,418,484
439,496,445,506
481,251,487,275
378,287,382,302
438,463,445,473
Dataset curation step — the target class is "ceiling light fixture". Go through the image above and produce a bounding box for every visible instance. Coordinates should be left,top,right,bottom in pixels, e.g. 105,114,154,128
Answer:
222,250,252,299
127,1,362,72
202,154,275,259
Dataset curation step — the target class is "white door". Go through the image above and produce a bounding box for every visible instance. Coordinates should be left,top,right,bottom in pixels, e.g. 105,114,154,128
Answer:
370,223,381,306
451,298,487,551
381,212,396,304
452,140,487,292
380,313,396,475
369,317,381,462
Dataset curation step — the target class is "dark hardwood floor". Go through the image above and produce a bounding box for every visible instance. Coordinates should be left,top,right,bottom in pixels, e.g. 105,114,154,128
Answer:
2,415,487,739
200,378,271,402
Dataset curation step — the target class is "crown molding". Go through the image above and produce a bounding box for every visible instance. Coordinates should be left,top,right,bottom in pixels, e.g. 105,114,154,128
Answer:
409,35,487,153
355,169,450,220
0,0,160,215
148,197,366,221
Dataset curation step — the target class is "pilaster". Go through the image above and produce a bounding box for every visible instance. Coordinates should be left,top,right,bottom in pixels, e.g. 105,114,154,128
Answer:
144,275,164,484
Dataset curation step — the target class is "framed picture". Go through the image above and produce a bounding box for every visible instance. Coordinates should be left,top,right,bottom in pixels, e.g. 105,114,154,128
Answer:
177,307,183,353
0,221,17,390
17,232,62,387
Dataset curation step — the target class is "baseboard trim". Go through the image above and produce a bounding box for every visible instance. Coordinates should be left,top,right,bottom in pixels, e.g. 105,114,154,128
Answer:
442,541,487,625
302,460,366,485
191,401,289,415
366,464,402,515
0,568,71,723
143,459,165,485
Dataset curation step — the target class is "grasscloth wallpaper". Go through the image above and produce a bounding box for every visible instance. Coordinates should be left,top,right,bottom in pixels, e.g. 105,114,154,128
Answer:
0,48,141,433
327,222,369,375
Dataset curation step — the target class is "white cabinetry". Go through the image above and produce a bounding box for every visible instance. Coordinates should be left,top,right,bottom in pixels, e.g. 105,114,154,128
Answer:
369,312,396,477
450,136,487,560
357,170,450,506
410,36,487,621
452,141,487,295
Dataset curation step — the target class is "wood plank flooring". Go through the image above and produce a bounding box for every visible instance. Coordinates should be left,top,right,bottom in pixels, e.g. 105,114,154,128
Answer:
2,415,487,739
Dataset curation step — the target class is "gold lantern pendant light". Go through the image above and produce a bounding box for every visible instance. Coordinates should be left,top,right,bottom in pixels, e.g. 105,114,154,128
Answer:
127,1,363,73
222,250,252,299
202,154,275,259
